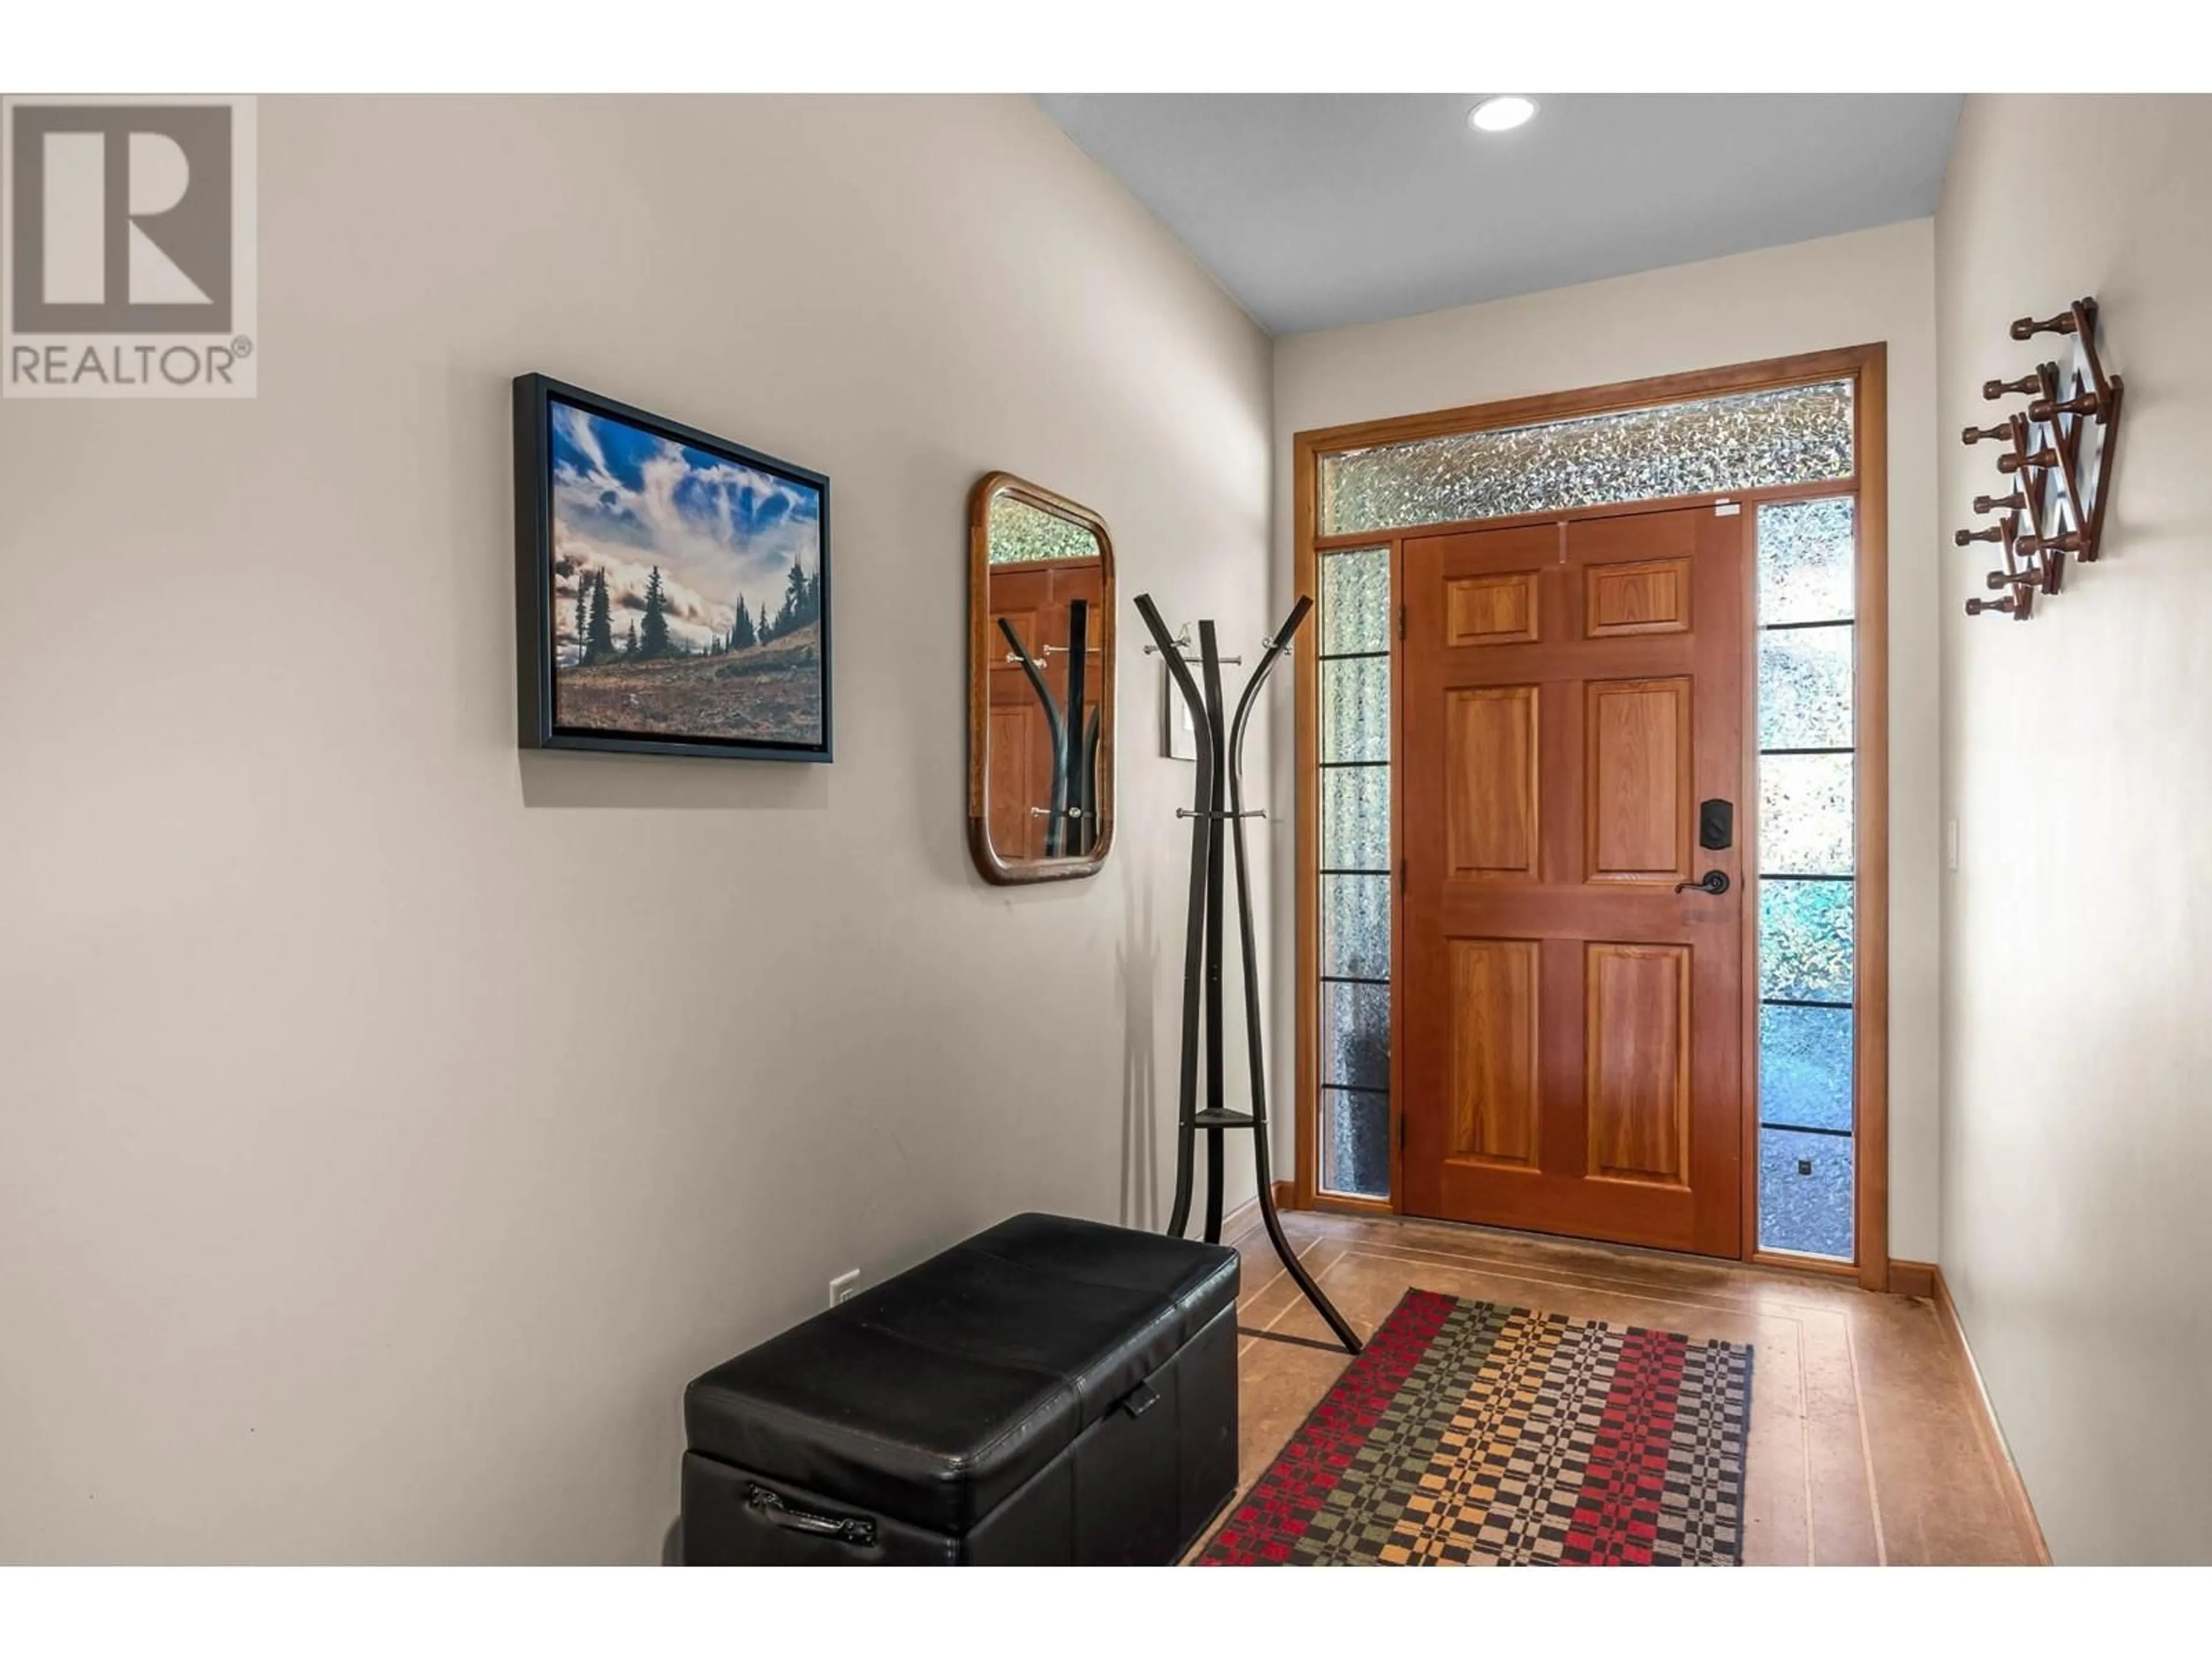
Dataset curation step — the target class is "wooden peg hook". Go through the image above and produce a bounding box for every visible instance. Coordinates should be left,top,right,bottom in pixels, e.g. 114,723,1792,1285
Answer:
2010,308,2081,342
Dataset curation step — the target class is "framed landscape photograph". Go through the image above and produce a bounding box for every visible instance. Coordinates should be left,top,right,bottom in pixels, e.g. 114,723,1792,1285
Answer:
514,374,832,762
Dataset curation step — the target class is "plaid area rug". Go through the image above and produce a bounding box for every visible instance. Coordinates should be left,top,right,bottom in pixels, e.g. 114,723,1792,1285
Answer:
1199,1290,1752,1565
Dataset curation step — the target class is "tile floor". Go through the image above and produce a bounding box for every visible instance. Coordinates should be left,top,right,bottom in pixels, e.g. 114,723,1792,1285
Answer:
1214,1207,2041,1566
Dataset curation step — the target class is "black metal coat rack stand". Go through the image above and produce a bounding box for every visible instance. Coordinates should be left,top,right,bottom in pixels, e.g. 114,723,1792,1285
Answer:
1132,592,1362,1356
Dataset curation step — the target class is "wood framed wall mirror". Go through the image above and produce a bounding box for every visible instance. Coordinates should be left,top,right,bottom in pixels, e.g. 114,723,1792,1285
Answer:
967,473,1116,884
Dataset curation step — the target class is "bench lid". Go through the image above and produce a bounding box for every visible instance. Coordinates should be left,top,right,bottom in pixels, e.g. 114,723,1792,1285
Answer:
684,1213,1238,1536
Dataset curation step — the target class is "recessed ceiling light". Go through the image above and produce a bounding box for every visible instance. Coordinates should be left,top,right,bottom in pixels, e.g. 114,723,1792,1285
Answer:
1468,95,1537,134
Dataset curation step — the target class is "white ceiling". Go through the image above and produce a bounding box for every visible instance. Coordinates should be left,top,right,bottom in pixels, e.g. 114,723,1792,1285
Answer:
1037,94,1962,336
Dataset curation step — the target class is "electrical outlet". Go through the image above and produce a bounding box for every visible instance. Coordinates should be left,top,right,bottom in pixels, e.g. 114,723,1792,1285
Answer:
828,1268,861,1309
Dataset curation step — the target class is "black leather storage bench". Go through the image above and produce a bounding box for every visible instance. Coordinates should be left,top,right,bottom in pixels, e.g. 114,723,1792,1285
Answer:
681,1213,1240,1565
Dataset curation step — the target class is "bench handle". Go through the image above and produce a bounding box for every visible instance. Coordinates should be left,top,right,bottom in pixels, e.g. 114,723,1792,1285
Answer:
745,1482,877,1548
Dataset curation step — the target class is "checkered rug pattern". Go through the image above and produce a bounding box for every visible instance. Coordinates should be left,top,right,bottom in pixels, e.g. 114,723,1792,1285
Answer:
1198,1290,1752,1566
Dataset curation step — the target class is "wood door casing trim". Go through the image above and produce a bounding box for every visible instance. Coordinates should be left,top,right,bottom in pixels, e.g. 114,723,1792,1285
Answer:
1853,346,1892,1292
1298,343,1880,460
1293,342,1892,1283
1292,436,1320,1208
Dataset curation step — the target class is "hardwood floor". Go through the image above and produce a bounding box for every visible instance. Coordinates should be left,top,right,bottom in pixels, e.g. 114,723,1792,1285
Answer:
1218,1208,2043,1566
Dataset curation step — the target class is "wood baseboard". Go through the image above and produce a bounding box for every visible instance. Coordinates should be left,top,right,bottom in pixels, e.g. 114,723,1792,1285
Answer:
1932,1265,2053,1565
1888,1258,1937,1299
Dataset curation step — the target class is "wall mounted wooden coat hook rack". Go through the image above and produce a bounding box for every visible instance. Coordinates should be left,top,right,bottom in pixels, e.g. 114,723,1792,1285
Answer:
1956,296,2123,620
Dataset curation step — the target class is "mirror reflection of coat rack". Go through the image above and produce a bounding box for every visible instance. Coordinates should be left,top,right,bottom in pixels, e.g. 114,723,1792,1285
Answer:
967,474,1116,884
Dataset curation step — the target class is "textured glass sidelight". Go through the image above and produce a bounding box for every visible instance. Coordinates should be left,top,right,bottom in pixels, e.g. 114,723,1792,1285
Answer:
1754,498,1857,1259
1758,1003,1853,1133
1319,546,1391,652
1321,983,1391,1092
1759,878,1855,1006
1318,545,1393,1197
1322,765,1390,875
1759,753,1854,876
1321,657,1390,765
1320,874,1389,980
1757,626,1853,749
1319,381,1854,536
1759,1127,1854,1259
1757,497,1856,624
1323,1089,1391,1199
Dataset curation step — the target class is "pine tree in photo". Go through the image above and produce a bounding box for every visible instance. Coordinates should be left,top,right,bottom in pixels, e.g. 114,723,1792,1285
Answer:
639,566,671,660
572,579,590,667
731,596,756,650
586,570,615,664
774,555,806,639
625,619,639,659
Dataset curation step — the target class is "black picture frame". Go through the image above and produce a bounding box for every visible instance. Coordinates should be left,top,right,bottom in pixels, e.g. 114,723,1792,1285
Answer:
513,373,834,763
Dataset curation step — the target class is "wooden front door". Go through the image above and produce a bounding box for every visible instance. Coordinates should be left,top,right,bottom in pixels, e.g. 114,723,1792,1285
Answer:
1400,504,1747,1257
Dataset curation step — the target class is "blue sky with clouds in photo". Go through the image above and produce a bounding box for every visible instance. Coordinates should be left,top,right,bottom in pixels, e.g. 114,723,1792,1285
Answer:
550,399,820,659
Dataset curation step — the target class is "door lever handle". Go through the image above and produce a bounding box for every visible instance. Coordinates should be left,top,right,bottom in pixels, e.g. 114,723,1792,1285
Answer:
1674,870,1730,896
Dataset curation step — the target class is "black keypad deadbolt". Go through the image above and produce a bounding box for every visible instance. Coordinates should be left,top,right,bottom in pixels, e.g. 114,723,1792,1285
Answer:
1699,798,1734,851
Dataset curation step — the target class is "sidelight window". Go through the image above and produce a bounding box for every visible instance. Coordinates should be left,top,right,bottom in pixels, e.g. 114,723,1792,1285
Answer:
1316,544,1392,1198
1753,497,1858,1259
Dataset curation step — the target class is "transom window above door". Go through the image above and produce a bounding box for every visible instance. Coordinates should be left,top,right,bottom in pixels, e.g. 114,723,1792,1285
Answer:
1319,380,1854,536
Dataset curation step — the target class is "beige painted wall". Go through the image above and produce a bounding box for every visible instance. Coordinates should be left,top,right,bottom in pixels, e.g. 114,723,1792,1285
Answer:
1270,219,1943,1259
0,96,1274,1563
1937,94,2212,1564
